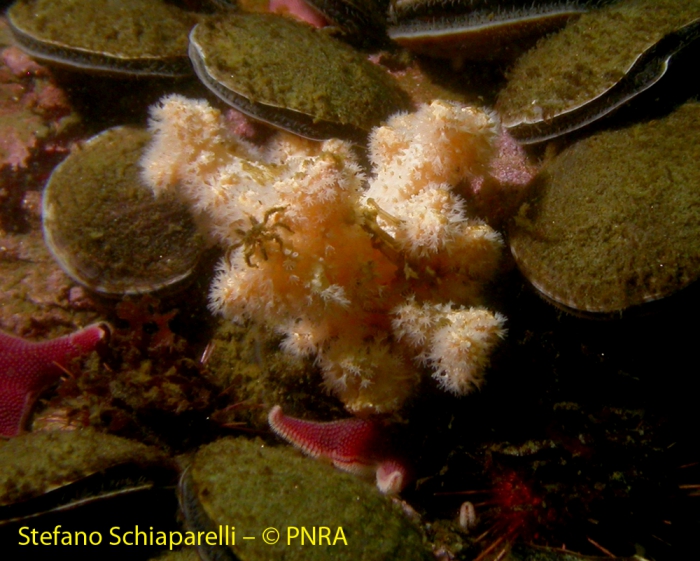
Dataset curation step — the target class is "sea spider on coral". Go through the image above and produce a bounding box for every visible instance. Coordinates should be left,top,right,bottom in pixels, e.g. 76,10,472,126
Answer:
358,198,404,264
228,206,292,268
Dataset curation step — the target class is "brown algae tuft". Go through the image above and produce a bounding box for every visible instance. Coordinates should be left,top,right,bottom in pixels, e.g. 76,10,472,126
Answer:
188,13,411,141
42,126,204,296
8,0,197,76
497,0,700,142
509,102,700,315
181,437,431,561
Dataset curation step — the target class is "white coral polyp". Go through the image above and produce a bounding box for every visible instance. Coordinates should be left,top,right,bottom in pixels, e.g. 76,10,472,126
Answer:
426,308,507,395
393,301,506,396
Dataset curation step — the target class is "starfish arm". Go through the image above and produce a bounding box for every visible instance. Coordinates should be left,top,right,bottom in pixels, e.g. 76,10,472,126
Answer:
32,322,109,369
268,405,410,493
269,404,379,463
0,323,108,437
0,383,33,439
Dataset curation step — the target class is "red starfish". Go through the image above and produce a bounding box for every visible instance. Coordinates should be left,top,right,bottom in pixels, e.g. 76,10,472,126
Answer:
268,405,410,494
0,323,109,437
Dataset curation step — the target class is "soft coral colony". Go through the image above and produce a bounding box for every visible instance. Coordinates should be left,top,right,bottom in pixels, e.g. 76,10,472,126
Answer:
140,94,506,414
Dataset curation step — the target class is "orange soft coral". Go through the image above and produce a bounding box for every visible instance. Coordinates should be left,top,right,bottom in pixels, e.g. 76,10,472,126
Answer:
141,95,506,413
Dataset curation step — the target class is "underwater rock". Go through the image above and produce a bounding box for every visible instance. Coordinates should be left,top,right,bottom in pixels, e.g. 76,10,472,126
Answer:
509,102,700,315
42,126,205,296
180,437,431,560
8,0,196,76
497,0,700,143
188,12,410,142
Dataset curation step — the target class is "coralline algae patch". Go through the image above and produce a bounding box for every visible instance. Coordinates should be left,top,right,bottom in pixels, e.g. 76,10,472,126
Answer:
0,36,82,232
510,101,700,315
0,46,76,170
0,20,102,337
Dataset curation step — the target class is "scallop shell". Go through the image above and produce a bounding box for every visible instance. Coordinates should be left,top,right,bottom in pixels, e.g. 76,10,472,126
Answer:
42,127,204,296
8,0,196,76
509,102,700,315
188,13,410,142
497,0,700,143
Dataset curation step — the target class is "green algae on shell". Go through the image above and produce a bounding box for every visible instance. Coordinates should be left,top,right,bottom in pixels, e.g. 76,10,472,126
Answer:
387,0,600,60
496,0,700,143
188,13,411,142
7,0,197,76
181,437,431,561
509,102,700,316
0,429,174,522
42,126,205,296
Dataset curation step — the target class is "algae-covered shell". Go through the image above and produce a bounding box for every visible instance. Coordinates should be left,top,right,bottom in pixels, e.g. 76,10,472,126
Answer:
42,126,205,296
188,13,411,142
509,102,700,316
497,0,700,143
388,0,594,60
0,429,174,521
7,0,197,76
181,437,430,561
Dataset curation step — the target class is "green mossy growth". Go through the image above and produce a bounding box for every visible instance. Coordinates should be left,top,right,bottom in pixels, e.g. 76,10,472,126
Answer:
149,548,201,561
188,437,431,561
42,126,204,296
8,0,195,57
204,321,344,430
0,428,168,506
510,102,700,314
190,13,410,131
498,0,700,125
